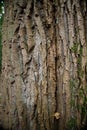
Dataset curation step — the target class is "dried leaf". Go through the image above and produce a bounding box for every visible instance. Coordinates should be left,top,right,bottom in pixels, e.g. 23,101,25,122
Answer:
54,112,60,119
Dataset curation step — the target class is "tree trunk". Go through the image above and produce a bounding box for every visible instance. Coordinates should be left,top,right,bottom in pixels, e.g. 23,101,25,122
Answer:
0,0,87,130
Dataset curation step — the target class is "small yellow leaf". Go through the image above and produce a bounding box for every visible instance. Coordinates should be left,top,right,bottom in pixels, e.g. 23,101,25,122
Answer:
54,112,60,119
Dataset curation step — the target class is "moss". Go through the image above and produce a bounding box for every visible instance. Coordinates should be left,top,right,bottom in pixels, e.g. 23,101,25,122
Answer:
70,79,77,107
70,79,76,89
69,79,77,129
71,42,79,54
78,87,87,126
76,42,87,127
71,41,83,82
67,117,77,130
69,41,87,128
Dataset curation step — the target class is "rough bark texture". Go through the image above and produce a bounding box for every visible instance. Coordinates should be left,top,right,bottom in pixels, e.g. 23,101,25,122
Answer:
0,0,87,130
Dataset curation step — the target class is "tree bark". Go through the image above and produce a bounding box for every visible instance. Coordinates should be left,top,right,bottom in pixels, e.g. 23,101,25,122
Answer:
0,0,87,130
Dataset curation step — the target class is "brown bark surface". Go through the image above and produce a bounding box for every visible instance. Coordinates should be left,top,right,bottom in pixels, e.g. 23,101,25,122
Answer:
0,0,87,130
